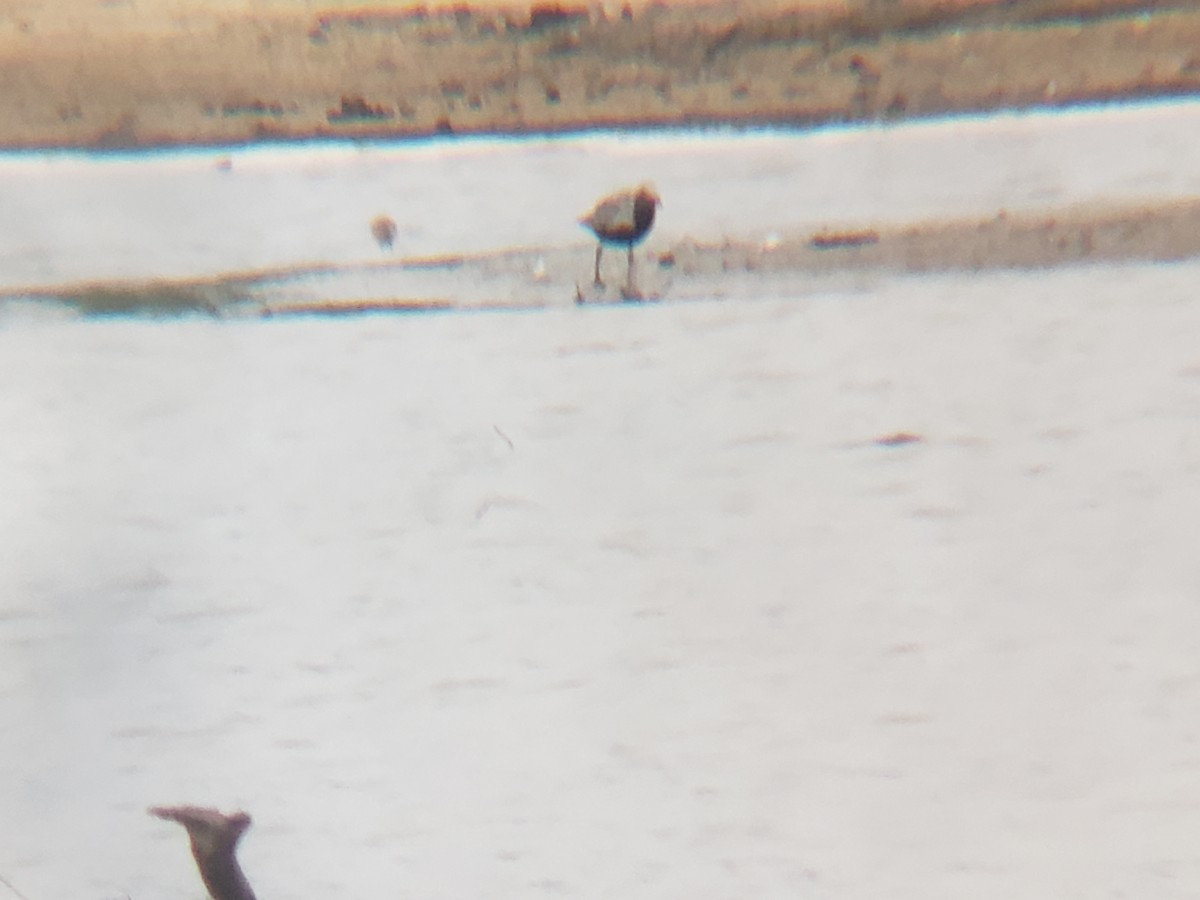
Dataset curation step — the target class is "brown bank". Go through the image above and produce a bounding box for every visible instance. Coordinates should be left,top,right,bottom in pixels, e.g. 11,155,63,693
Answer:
4,0,1200,304
1,0,1198,150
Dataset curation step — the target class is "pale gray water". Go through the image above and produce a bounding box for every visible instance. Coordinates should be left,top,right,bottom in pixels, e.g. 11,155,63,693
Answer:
5,98,1200,292
3,260,1200,898
3,101,1200,900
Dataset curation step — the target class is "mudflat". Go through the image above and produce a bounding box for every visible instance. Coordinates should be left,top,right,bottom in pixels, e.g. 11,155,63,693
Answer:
5,0,1200,295
1,0,1197,149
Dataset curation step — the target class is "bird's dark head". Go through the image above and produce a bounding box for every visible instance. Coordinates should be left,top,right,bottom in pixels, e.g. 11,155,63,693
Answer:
225,811,253,841
637,183,662,208
151,805,259,900
150,805,254,854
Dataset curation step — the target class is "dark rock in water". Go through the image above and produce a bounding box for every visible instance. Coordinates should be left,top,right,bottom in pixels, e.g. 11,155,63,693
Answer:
810,228,880,249
874,431,922,447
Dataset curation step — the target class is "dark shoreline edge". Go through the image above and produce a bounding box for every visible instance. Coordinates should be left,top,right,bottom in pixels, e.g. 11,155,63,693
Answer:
0,90,1188,158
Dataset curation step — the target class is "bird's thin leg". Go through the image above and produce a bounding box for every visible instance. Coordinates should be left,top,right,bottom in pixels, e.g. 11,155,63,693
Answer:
626,245,637,296
593,244,604,286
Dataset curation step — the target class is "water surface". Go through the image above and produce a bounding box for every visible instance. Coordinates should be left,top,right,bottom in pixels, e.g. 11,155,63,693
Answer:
2,260,1200,898
4,98,1200,294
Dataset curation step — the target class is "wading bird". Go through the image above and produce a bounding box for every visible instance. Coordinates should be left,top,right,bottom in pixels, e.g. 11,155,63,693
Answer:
371,214,397,250
579,183,661,298
150,806,257,900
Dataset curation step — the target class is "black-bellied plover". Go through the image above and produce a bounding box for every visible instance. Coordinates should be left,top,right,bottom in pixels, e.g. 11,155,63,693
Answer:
579,183,661,298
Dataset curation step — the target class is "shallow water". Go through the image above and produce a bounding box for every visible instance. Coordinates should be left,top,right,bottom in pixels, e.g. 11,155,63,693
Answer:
4,97,1200,294
3,258,1200,899
3,99,1200,899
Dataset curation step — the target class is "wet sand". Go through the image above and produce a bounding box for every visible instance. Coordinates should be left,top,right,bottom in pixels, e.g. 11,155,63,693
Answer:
234,196,1200,311
24,196,1200,316
1,0,1198,150
262,196,1200,312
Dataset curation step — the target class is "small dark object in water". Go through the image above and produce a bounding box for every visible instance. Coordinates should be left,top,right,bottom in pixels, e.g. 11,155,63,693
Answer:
810,229,880,250
875,431,922,447
150,806,258,900
268,297,453,317
579,183,661,298
371,214,397,249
